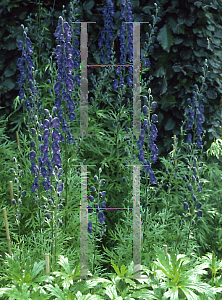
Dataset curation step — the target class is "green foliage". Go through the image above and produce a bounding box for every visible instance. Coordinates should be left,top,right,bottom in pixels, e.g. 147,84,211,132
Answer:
151,247,215,299
157,24,174,53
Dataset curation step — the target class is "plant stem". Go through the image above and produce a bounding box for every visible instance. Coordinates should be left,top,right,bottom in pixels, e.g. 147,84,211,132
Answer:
92,171,101,275
51,211,54,266
185,224,191,255
92,212,98,275
64,132,68,229
54,191,58,269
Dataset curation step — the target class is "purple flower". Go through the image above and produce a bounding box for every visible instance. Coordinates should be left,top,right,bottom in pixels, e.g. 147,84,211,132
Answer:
138,148,145,162
197,210,203,217
150,172,156,184
87,221,93,233
183,202,189,210
101,201,106,208
42,129,50,142
30,150,36,161
31,176,39,193
98,0,115,65
52,141,60,154
98,211,105,224
88,206,93,213
58,183,63,192
52,129,60,142
89,195,94,202
186,133,192,144
41,166,47,178
196,202,202,209
43,176,51,191
52,153,61,167
143,119,149,130
152,114,158,123
30,161,39,175
47,160,54,176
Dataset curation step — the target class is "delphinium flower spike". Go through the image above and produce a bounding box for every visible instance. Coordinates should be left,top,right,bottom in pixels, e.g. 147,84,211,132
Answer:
181,61,209,254
87,167,107,275
137,88,158,186
98,0,115,67
54,16,75,141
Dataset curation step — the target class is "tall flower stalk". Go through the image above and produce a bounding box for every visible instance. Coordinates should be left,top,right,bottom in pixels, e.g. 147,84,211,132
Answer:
87,168,107,275
182,60,209,254
54,16,75,228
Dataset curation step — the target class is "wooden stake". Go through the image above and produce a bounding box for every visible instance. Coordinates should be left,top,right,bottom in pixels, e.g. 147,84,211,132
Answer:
174,135,178,193
16,131,20,148
3,208,11,255
45,253,50,275
9,181,14,207
163,244,167,257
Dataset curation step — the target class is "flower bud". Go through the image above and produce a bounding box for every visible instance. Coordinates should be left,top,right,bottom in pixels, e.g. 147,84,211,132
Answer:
183,202,189,210
196,202,201,209
90,186,96,193
10,168,15,174
30,128,36,135
197,210,202,217
21,190,26,197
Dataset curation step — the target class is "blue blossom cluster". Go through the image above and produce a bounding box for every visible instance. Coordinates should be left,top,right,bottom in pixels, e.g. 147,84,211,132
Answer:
137,92,158,185
185,61,209,148
87,176,107,234
182,156,204,218
186,92,204,148
98,0,115,65
54,16,75,144
29,112,63,194
116,0,134,89
17,31,35,105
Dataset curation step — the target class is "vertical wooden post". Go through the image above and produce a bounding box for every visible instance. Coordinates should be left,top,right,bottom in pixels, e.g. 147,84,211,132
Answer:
174,135,178,193
3,208,11,255
163,244,167,257
9,181,14,207
45,253,50,275
16,131,20,148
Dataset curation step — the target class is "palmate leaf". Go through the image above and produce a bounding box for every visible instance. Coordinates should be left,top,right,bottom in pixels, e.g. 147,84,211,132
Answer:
45,284,66,300
130,288,159,299
31,260,45,281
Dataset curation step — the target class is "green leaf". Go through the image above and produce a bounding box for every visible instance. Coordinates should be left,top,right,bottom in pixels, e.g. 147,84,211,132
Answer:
155,65,166,77
4,67,16,77
83,0,94,11
197,38,208,48
111,258,121,276
165,118,176,131
142,6,152,14
130,289,158,300
214,30,222,38
45,284,66,300
3,78,15,90
57,255,71,274
4,38,17,50
31,260,45,281
206,89,217,99
157,24,174,53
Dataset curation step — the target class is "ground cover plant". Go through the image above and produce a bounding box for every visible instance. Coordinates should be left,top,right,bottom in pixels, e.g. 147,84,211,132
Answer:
1,0,222,299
